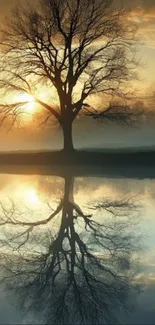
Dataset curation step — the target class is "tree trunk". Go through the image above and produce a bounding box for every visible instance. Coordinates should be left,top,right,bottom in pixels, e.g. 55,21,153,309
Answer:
62,121,74,152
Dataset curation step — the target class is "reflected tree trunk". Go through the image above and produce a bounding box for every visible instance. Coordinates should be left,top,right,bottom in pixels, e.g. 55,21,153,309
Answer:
0,173,141,325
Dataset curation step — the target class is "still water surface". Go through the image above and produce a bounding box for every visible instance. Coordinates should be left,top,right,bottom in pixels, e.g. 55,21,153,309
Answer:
0,171,154,324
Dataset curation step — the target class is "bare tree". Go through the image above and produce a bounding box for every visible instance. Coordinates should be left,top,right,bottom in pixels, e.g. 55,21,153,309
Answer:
0,174,141,324
0,0,141,151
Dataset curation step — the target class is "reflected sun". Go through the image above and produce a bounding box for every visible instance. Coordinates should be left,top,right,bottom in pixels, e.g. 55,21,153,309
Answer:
25,188,40,205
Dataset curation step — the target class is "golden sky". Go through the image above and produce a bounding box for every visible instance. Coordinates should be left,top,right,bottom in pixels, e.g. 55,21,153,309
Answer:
0,0,154,88
126,1,155,86
0,0,154,89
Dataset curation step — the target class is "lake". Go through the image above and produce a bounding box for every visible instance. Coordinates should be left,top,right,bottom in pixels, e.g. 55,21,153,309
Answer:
0,170,154,324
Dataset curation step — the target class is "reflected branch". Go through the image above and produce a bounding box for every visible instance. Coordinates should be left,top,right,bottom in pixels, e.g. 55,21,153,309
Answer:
0,175,141,324
0,200,63,227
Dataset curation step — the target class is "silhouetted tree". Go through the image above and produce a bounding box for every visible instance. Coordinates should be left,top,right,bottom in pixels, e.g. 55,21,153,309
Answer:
0,174,140,324
0,0,141,151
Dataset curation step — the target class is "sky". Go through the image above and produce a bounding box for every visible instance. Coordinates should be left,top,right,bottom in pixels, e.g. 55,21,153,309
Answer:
126,0,155,86
0,0,154,87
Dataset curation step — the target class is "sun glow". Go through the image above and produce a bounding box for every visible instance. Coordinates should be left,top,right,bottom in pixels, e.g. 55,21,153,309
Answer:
18,93,36,113
25,188,40,206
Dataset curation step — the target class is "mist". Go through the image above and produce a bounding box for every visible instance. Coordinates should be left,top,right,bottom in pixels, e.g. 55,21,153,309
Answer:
0,118,155,151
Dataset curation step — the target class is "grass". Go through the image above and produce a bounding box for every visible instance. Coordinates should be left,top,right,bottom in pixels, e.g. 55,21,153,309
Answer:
0,147,154,167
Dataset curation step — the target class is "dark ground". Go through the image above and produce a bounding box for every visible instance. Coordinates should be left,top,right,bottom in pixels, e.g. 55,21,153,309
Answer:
0,148,154,166
0,148,154,178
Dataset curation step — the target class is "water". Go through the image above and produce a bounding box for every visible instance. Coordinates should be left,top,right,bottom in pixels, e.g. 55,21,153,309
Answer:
0,171,154,324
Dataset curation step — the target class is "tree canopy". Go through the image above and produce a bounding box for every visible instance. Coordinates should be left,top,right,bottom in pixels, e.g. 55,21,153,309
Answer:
0,0,140,150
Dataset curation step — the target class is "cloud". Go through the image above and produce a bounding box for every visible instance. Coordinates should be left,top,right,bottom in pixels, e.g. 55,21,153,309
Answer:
128,8,155,48
115,1,155,48
124,0,155,11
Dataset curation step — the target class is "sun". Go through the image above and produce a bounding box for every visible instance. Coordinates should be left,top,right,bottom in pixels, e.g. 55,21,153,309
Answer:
18,93,36,113
25,188,40,206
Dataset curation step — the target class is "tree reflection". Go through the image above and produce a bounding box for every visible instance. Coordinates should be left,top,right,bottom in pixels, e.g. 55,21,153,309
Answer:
0,175,140,324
